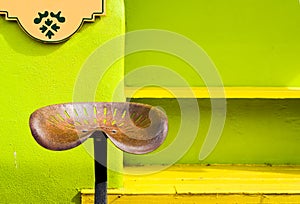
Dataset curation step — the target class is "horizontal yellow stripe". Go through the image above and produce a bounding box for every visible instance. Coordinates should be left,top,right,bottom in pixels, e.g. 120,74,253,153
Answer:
82,194,300,204
125,87,300,99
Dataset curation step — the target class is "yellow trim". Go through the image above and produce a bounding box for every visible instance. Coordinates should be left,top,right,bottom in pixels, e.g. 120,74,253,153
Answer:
81,165,300,203
125,87,300,99
81,194,300,204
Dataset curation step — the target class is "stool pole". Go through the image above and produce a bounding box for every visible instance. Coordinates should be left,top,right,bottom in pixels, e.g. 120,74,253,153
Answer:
93,132,107,204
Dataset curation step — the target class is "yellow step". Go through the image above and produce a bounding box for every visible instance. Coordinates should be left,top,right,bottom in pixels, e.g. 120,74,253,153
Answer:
81,165,300,203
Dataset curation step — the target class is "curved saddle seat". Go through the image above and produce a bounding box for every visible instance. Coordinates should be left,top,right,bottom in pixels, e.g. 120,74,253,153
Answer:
29,102,168,154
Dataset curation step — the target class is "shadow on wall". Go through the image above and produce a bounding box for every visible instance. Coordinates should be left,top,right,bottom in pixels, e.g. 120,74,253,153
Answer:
0,17,61,55
71,192,81,204
124,99,300,166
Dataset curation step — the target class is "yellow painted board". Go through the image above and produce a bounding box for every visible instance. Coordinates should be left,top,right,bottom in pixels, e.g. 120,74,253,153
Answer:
82,194,300,204
82,165,300,203
125,87,300,99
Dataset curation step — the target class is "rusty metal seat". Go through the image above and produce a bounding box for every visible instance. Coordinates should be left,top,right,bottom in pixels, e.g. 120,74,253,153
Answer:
29,102,168,204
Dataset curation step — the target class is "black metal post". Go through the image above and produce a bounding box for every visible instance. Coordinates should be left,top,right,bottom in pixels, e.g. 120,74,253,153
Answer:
93,131,107,204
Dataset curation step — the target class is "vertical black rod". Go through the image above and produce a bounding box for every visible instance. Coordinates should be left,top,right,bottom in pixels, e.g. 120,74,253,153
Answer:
93,132,107,204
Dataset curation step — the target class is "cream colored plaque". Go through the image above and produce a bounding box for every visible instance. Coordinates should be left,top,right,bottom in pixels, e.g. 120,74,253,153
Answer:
0,0,106,43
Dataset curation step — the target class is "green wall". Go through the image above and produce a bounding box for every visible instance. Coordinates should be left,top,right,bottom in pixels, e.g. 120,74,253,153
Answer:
0,0,124,203
124,0,300,165
125,99,300,165
1,0,300,202
125,0,300,87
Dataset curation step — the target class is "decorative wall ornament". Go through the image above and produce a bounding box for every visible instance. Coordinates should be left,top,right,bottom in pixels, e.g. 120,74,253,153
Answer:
0,0,106,43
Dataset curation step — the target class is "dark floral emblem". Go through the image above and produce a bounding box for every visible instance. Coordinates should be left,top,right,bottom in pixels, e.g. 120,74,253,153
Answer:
34,11,66,39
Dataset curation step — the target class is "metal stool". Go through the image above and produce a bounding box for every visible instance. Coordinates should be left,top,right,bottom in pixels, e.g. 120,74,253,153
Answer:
29,102,168,204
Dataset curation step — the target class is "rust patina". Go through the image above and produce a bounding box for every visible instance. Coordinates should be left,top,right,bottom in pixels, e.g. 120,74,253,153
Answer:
29,102,168,154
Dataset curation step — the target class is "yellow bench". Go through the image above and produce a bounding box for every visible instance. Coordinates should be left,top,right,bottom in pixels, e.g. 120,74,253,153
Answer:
81,87,300,203
81,165,300,204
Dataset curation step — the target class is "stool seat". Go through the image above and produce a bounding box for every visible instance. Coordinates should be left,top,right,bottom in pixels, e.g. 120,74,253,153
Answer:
29,102,168,154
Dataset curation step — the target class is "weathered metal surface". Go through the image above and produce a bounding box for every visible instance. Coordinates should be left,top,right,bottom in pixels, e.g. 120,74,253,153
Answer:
29,102,168,154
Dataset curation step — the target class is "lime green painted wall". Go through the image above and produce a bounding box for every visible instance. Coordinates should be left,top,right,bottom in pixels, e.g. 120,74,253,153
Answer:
124,0,300,166
125,0,300,87
0,0,124,203
125,99,300,165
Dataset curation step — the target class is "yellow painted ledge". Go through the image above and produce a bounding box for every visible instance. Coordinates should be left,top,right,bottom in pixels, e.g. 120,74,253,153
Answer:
125,87,300,99
81,165,300,203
